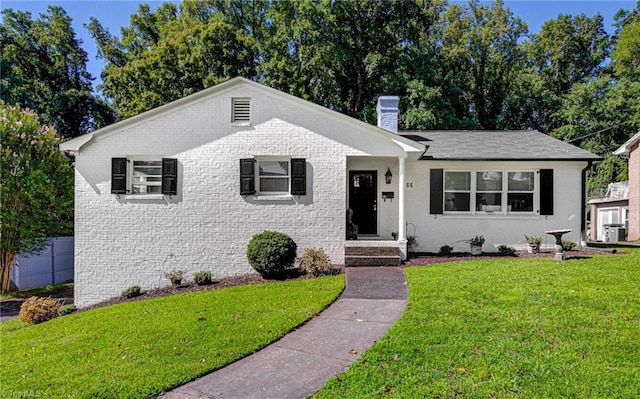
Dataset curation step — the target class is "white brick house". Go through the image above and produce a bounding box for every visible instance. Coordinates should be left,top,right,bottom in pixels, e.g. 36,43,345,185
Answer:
61,78,600,307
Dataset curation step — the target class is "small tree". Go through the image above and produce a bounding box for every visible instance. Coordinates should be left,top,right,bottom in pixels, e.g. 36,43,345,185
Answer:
0,102,73,292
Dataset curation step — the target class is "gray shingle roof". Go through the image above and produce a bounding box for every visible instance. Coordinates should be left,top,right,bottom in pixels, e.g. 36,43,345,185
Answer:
400,130,601,161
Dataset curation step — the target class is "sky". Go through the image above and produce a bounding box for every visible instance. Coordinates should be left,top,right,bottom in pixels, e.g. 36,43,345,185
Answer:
3,0,637,90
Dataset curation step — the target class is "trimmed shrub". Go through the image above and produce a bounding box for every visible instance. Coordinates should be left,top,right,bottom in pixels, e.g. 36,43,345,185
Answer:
299,247,333,276
247,231,297,276
439,245,453,256
165,270,184,287
122,285,142,298
194,271,213,286
58,304,77,316
19,296,60,324
497,245,516,256
562,240,577,251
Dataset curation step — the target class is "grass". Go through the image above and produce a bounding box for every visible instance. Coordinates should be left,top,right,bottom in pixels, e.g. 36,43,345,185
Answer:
315,249,640,399
0,280,73,300
1,275,344,398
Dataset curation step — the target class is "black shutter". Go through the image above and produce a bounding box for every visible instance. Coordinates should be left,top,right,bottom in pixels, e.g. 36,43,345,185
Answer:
240,158,255,195
430,169,444,214
290,158,306,195
539,169,554,215
111,157,127,194
162,158,178,195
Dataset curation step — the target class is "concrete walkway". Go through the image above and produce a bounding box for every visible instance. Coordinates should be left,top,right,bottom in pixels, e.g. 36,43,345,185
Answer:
159,267,408,399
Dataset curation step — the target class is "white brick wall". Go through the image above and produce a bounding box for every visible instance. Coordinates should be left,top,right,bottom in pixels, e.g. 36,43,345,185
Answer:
71,79,591,307
344,158,588,252
403,160,589,253
73,85,387,307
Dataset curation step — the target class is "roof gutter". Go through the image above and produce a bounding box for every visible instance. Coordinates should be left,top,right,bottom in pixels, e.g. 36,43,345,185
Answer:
59,132,94,154
419,157,602,162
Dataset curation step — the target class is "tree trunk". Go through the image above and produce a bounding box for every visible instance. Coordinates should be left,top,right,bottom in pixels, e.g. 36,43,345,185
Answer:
0,250,17,293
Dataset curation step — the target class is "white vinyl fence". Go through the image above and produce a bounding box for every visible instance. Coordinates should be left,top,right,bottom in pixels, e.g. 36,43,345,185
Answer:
10,237,74,291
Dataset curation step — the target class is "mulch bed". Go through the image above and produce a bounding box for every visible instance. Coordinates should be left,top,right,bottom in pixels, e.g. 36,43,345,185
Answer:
2,247,618,317
81,269,323,312
81,248,617,309
403,247,618,267
0,270,322,317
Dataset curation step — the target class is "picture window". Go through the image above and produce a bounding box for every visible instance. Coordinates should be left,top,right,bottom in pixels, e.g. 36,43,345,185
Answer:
443,170,536,214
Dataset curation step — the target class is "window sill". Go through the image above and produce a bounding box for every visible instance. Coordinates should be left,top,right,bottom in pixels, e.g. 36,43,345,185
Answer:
231,121,251,127
254,194,294,201
442,213,539,219
124,194,165,200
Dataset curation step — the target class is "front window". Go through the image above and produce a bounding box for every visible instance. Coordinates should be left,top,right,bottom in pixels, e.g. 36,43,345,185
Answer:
445,172,471,211
476,171,502,211
508,172,535,212
258,159,290,194
444,170,536,214
132,160,162,194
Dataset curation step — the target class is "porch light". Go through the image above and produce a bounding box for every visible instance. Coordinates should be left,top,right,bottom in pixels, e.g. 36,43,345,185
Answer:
385,168,393,184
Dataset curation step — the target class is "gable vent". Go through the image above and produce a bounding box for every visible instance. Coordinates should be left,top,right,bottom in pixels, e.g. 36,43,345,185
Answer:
232,97,251,123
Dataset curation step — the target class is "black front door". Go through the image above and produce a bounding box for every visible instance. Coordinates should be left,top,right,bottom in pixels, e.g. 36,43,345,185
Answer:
348,171,377,235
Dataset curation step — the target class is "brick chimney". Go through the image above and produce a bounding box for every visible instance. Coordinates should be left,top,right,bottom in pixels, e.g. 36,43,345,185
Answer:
377,96,400,133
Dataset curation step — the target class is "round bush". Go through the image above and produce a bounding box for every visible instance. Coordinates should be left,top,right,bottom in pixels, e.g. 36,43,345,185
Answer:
19,296,60,324
247,231,297,276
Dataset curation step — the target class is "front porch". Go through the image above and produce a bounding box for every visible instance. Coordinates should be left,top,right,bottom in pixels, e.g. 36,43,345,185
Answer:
344,240,403,266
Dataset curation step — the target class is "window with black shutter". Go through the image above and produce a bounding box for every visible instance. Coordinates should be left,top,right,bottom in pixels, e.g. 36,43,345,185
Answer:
240,158,255,195
432,168,541,215
430,169,444,214
111,158,127,194
162,158,178,195
290,158,306,195
539,169,554,215
241,157,309,197
112,156,180,196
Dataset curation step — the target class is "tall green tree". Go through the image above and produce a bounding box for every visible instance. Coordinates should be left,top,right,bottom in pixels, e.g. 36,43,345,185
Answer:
612,4,640,81
1,6,114,138
504,13,611,132
0,103,73,293
529,14,610,96
262,0,446,123
437,0,527,129
551,4,640,192
88,0,268,118
259,0,326,101
553,79,632,190
315,0,429,118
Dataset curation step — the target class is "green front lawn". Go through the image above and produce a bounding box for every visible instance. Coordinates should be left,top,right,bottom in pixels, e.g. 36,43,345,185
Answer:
315,250,640,398
1,276,344,398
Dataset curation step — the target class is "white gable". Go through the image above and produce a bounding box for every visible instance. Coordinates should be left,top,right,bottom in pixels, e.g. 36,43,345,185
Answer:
60,77,424,159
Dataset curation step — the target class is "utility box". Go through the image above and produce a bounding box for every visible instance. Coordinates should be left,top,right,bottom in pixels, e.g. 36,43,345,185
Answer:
604,224,626,243
612,227,627,242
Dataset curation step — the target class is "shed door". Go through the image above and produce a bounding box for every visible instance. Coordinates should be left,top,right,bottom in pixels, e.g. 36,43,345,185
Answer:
349,171,377,235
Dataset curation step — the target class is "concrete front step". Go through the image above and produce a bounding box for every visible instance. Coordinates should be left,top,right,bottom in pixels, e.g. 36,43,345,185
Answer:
344,256,401,266
344,246,400,256
344,243,401,266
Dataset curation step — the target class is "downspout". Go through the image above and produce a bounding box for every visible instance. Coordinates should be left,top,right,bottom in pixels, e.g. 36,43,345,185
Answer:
398,156,407,260
581,161,593,244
